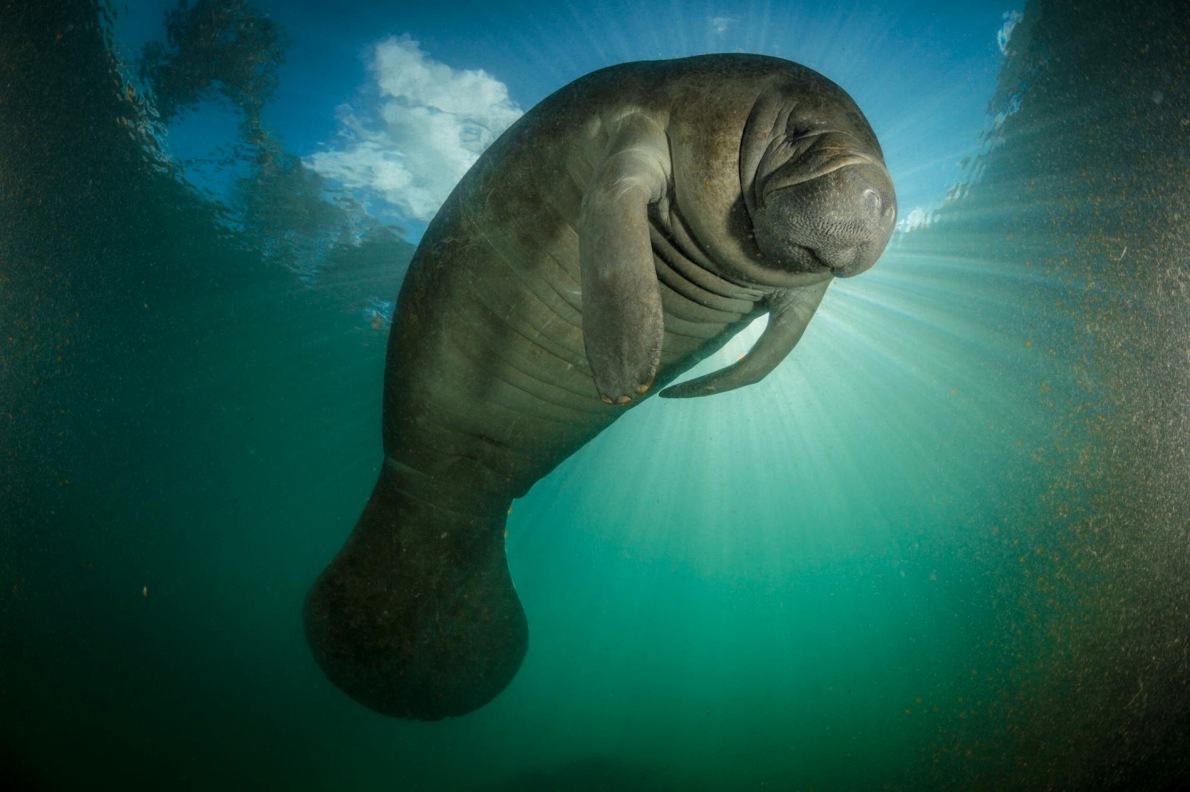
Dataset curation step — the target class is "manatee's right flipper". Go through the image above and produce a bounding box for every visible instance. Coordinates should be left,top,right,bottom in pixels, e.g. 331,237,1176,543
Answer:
660,278,831,398
579,113,672,405
304,461,527,720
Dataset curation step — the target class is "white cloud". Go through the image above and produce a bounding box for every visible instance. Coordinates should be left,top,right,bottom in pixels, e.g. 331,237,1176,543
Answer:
896,206,933,233
711,16,735,35
305,36,523,224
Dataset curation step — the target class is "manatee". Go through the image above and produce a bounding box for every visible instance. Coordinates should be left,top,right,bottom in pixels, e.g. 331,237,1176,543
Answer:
304,54,896,720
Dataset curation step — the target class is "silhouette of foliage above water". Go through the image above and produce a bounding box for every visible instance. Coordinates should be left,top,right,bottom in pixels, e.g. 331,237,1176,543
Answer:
138,0,285,141
232,140,377,282
133,0,409,283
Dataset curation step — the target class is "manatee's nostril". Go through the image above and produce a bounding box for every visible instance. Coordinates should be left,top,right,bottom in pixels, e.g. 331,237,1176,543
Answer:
862,188,882,213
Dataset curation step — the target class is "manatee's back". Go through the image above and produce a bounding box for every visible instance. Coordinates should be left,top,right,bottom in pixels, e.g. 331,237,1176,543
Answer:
304,69,616,721
378,66,626,501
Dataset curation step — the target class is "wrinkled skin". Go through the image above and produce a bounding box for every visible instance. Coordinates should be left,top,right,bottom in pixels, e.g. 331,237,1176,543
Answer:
305,54,896,720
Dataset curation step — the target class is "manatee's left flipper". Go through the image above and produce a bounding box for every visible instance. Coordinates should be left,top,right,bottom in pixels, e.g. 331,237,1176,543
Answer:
660,278,831,398
580,114,672,405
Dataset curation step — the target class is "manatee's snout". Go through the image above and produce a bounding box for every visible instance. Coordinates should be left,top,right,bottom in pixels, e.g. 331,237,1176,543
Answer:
754,161,897,278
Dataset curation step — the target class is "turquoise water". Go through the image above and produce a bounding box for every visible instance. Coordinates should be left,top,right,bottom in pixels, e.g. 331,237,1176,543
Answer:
2,1,1187,789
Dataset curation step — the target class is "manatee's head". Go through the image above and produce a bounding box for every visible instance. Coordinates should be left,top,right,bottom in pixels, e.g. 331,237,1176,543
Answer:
743,89,897,281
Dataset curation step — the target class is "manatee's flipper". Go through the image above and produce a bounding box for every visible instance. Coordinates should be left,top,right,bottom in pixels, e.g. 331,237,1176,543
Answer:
303,460,527,720
579,114,672,405
660,278,830,398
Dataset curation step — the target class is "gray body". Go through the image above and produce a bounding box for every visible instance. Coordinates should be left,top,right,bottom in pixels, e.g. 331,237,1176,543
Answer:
305,55,896,720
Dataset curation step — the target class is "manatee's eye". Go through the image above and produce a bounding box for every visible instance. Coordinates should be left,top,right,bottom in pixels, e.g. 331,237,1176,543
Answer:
781,124,824,157
785,122,815,140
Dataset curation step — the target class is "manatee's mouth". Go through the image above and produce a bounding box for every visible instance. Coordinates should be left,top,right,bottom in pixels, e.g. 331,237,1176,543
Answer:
771,244,864,278
770,244,832,275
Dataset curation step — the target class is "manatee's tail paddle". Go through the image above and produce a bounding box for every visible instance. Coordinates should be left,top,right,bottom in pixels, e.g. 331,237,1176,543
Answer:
303,461,527,720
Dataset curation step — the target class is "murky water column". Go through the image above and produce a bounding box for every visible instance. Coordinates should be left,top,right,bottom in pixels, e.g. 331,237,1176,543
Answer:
914,1,1189,788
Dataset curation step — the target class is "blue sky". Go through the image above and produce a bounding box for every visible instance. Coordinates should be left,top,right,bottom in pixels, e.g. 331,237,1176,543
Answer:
110,0,1019,240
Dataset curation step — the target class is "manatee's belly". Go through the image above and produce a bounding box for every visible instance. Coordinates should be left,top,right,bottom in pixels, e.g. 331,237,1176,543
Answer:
385,197,762,499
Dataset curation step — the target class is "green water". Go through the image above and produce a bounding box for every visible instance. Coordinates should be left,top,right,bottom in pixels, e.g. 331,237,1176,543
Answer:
2,1,1187,789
